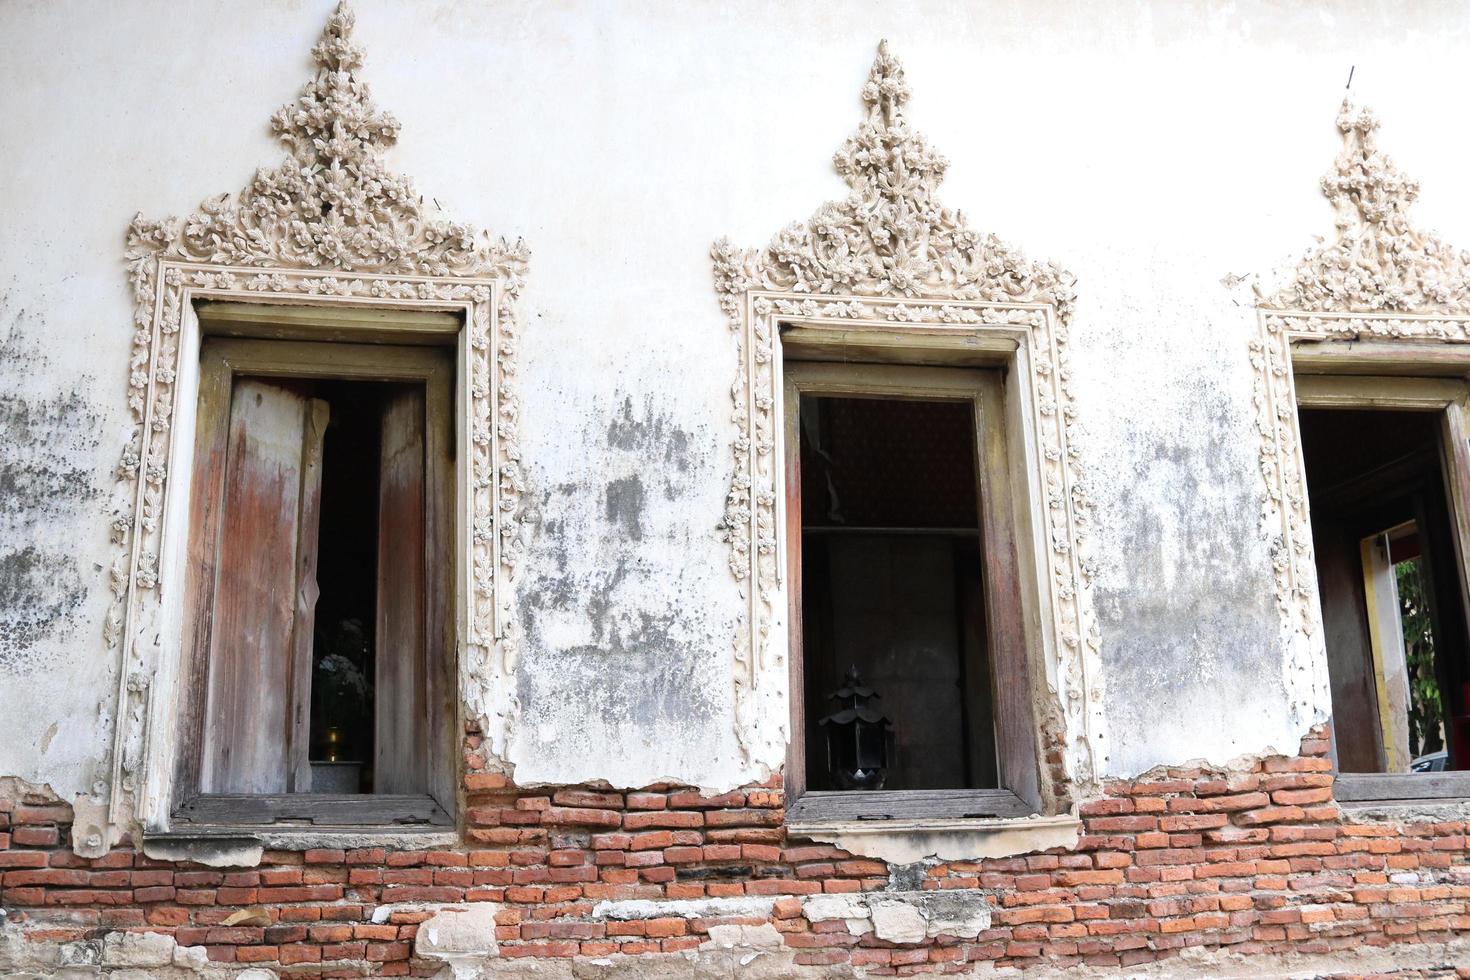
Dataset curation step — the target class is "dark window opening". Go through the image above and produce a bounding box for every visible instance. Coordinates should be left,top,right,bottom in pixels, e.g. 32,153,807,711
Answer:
1300,407,1470,774
308,379,386,794
798,394,997,792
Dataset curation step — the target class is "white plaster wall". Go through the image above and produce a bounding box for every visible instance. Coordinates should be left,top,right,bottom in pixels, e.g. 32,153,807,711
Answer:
5,0,1470,798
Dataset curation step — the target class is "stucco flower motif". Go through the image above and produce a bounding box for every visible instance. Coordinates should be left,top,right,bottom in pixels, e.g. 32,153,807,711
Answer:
1276,99,1470,315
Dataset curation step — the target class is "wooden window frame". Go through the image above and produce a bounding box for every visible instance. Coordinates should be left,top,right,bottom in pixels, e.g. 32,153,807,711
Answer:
168,314,461,832
781,345,1043,825
1293,362,1470,804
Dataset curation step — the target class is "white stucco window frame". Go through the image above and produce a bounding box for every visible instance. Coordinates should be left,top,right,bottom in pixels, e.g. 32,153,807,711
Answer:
734,294,1088,853
710,42,1103,854
117,268,508,839
1253,311,1470,810
95,4,529,853
1253,97,1470,814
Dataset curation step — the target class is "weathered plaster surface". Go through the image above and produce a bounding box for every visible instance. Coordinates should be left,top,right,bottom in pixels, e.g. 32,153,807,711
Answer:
0,313,99,677
790,815,1082,865
413,903,502,976
513,389,745,789
802,891,993,943
7,0,1470,804
0,922,218,977
6,916,1470,978
0,287,120,804
1075,259,1296,777
138,836,267,869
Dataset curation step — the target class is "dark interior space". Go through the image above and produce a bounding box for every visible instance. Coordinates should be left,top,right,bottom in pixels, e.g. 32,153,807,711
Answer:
799,394,997,791
1299,407,1469,773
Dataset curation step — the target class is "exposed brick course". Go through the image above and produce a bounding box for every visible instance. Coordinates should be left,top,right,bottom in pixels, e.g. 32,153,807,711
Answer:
3,725,1469,975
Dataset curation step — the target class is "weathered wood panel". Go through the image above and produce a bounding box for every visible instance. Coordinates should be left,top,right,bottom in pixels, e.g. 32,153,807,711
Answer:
201,380,310,794
173,793,452,827
288,400,329,792
783,378,807,801
1312,513,1384,772
787,788,1030,822
976,379,1040,809
423,366,457,812
375,386,428,794
1335,771,1470,801
176,346,236,798
177,340,457,820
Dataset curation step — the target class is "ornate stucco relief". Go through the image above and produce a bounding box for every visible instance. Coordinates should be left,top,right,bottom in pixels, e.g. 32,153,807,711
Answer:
711,42,1103,790
1254,99,1470,727
109,2,528,832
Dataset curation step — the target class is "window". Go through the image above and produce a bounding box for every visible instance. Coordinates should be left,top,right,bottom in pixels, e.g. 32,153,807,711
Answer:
1296,374,1470,802
782,358,1040,822
171,315,457,829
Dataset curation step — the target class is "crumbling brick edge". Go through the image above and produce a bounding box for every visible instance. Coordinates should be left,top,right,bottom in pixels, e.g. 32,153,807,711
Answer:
4,726,1470,976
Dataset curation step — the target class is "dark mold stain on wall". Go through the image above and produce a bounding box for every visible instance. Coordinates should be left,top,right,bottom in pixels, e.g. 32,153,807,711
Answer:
1093,382,1281,769
518,393,723,738
606,395,694,491
0,292,104,674
605,474,646,541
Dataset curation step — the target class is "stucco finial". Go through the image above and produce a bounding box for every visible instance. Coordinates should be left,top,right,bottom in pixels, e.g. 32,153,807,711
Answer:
864,39,910,123
1270,97,1470,314
1325,98,1419,238
308,2,364,75
126,0,527,281
714,38,1073,305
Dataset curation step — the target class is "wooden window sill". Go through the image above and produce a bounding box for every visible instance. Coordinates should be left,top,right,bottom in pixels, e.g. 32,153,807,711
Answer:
143,795,457,865
787,789,1032,823
1335,772,1470,810
169,793,453,831
783,790,1079,865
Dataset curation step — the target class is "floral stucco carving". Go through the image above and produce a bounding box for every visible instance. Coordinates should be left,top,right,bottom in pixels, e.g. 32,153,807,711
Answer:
713,42,1075,310
110,2,527,829
1271,101,1470,315
712,41,1102,792
1254,98,1470,726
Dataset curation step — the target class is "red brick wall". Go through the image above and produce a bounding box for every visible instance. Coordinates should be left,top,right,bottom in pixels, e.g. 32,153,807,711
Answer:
3,727,1469,976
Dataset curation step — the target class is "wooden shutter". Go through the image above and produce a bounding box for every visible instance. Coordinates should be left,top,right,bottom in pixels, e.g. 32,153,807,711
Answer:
973,378,1041,811
199,380,328,794
375,387,428,794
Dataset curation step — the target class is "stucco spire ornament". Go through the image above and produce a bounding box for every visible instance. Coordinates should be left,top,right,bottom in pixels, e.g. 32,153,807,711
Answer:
127,1,524,277
713,41,1074,315
1270,99,1470,314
